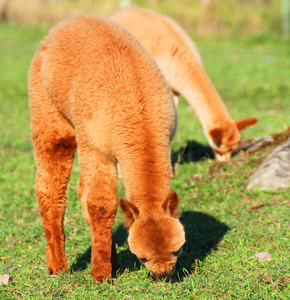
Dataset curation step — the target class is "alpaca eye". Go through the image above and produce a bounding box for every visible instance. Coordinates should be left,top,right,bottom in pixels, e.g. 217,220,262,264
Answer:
139,258,148,264
172,247,182,257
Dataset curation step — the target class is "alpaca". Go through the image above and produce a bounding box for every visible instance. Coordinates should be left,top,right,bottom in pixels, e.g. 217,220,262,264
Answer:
111,7,258,161
29,15,185,283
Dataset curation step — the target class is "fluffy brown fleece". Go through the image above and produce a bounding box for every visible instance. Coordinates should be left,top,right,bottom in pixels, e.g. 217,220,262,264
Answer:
29,15,185,283
111,7,258,161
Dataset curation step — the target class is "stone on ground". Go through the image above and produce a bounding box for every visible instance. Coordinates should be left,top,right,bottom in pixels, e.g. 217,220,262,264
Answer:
0,274,12,285
247,137,290,190
255,252,273,262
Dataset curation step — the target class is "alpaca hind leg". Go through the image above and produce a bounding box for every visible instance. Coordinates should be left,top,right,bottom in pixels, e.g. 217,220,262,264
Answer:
34,126,76,274
33,125,76,274
30,89,77,274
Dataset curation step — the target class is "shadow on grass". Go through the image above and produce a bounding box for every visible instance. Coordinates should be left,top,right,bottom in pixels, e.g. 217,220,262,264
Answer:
70,246,92,273
70,211,229,281
70,225,139,274
174,211,230,281
172,140,214,165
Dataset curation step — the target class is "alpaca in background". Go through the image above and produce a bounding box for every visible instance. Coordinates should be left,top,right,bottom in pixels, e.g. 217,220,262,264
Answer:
112,7,258,162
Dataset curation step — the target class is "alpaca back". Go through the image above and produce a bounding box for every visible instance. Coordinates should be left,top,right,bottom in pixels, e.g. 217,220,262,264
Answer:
31,15,176,159
30,14,177,200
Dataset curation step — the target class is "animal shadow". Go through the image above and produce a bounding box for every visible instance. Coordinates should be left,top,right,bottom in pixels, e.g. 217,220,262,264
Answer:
172,140,214,165
174,211,230,281
71,211,229,281
70,224,138,274
70,246,92,273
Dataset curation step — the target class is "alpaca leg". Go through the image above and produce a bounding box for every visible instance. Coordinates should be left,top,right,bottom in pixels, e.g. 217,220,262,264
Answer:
78,173,121,273
78,150,118,282
33,124,76,274
78,174,88,223
30,73,77,274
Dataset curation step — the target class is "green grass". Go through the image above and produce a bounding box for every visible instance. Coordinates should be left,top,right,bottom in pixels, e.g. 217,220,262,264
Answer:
0,22,289,299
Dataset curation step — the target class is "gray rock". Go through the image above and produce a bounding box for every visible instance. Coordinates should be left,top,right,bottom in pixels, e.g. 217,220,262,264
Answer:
0,274,12,285
247,137,290,190
255,251,273,262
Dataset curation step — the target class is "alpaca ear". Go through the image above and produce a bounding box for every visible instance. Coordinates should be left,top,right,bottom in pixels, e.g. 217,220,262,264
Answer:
120,198,139,227
235,117,258,131
208,127,223,143
162,190,180,218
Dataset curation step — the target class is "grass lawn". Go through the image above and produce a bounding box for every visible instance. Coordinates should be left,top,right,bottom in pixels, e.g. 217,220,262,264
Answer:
0,22,289,299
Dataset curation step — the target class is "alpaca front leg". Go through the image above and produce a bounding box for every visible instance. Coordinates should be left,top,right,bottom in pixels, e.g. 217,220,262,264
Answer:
89,210,116,283
78,151,118,283
78,173,121,275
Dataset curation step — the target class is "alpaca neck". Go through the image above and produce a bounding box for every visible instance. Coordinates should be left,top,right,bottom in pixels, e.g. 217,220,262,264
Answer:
176,64,232,131
119,148,171,207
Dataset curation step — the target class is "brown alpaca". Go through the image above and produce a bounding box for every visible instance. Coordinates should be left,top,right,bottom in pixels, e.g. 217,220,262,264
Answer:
111,7,258,161
29,15,185,283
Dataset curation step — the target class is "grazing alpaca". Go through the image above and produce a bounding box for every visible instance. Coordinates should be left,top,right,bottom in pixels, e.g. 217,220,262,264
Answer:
111,7,258,161
29,15,185,283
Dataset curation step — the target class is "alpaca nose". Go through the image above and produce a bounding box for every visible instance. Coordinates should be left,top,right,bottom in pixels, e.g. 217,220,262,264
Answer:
215,151,231,162
152,269,172,282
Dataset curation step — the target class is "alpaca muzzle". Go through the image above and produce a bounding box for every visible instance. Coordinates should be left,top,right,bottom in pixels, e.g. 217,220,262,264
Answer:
215,151,232,162
151,265,174,282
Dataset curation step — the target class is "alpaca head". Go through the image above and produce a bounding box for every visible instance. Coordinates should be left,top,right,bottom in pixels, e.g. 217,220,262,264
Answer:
208,117,258,161
120,190,185,282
